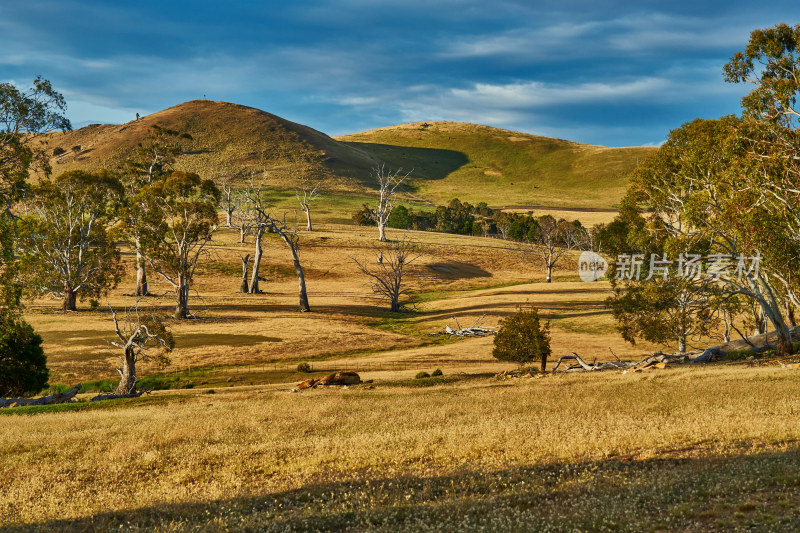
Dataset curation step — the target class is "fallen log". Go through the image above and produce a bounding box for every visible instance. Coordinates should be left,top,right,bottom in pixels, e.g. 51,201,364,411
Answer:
91,384,151,402
433,314,498,338
553,351,695,373
0,384,81,408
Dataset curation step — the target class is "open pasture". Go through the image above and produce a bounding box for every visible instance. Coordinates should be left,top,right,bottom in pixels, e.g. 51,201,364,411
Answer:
7,218,799,532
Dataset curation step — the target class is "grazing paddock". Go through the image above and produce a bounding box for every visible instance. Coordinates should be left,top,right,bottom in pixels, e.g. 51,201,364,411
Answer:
7,222,795,531
2,366,800,531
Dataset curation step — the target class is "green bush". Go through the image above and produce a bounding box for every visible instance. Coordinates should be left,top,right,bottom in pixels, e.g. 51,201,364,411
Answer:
0,313,49,397
53,146,66,156
297,362,312,373
351,204,376,226
431,368,443,376
415,371,431,379
493,305,551,372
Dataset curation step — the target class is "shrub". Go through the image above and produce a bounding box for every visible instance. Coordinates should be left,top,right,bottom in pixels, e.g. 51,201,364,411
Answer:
52,146,66,156
0,313,49,396
431,368,443,376
493,305,551,372
296,362,312,373
415,371,431,379
351,204,376,226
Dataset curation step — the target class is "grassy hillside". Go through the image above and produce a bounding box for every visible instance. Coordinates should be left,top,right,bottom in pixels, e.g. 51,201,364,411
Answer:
338,121,656,208
44,101,655,209
46,100,379,192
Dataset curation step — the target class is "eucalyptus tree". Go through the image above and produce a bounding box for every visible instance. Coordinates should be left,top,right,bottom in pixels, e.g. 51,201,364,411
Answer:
0,77,69,397
136,171,219,319
623,116,798,354
244,177,311,311
121,125,193,296
1,77,71,310
724,23,800,322
17,170,124,311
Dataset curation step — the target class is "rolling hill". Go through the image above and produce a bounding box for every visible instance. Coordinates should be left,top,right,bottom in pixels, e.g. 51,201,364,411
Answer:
337,122,657,208
44,100,656,209
45,100,380,192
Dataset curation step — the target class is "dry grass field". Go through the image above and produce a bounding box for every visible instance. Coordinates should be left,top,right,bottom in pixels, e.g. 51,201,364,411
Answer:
2,367,800,531
4,218,800,531
22,222,653,386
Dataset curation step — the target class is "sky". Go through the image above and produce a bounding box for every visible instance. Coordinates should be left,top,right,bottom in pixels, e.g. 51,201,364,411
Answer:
2,1,799,147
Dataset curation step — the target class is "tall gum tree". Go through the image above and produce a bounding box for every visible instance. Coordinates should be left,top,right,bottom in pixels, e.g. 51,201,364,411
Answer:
137,171,219,319
626,116,798,354
0,76,69,397
1,77,71,311
17,170,124,311
724,24,800,329
244,178,311,311
121,125,193,297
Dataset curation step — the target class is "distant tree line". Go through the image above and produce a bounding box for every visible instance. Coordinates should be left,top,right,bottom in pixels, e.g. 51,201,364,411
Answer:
353,198,584,243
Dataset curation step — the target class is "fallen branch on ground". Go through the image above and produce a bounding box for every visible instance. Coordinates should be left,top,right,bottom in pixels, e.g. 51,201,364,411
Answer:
0,384,81,408
551,349,723,373
432,314,498,337
91,384,152,402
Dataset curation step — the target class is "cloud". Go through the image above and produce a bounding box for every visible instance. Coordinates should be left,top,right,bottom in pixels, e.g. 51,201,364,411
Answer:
441,12,756,61
1,0,785,147
448,78,670,108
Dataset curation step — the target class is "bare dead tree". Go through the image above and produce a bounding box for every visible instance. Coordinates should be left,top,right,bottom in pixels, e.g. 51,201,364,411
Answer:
232,192,252,244
244,176,311,311
296,182,322,231
108,302,173,395
239,254,250,293
269,214,310,312
219,176,236,227
370,164,411,242
351,238,420,312
243,188,269,295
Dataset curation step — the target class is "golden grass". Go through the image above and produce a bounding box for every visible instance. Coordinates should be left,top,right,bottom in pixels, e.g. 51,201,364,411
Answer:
22,224,656,384
9,222,794,531
501,206,618,227
2,365,800,530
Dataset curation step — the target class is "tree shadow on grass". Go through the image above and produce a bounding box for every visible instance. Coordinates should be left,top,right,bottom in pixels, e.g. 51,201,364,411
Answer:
7,446,800,532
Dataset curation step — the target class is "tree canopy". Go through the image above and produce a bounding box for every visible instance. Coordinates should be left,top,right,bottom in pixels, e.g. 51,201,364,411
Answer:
493,306,551,371
17,170,124,311
136,171,220,319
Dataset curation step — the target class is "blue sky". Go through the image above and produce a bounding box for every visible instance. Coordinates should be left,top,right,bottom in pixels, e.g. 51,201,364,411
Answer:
2,1,798,146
